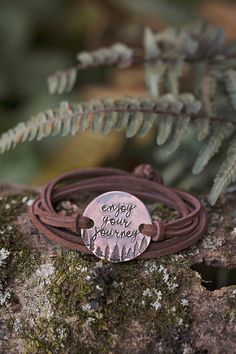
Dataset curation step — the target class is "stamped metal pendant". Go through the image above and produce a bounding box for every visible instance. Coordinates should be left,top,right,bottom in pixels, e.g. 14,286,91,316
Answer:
81,191,152,263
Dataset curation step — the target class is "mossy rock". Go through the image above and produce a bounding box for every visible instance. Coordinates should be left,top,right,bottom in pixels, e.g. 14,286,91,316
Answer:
0,185,235,354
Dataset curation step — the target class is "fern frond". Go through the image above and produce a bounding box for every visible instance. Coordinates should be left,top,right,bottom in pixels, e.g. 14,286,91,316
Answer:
166,116,190,154
127,111,144,138
144,27,164,97
77,43,133,69
138,112,156,137
156,93,201,149
166,59,184,98
224,69,236,110
154,27,196,58
156,93,183,145
126,100,143,138
186,22,225,58
153,23,225,60
145,61,165,98
195,117,210,142
48,68,77,95
167,93,201,154
201,69,217,118
157,115,174,145
48,43,133,95
47,23,236,105
209,138,236,205
112,99,130,131
192,125,227,175
138,99,157,137
99,98,118,135
0,95,204,154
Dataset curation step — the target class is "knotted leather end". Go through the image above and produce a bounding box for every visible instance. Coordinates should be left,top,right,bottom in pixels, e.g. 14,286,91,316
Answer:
140,219,165,241
74,213,94,233
133,164,163,184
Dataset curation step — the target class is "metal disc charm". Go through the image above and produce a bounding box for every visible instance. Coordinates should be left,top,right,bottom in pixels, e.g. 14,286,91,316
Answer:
82,191,152,262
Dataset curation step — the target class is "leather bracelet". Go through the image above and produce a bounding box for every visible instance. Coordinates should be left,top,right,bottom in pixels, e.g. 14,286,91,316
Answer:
29,164,208,262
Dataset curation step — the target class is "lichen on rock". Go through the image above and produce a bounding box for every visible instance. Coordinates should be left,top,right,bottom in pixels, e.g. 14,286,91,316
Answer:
0,185,235,353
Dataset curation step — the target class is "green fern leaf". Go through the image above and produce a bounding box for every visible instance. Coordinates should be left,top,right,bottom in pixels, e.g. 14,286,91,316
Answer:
36,113,48,141
145,61,165,97
100,98,118,135
48,43,133,95
144,27,164,97
47,68,77,95
88,99,104,133
138,113,157,137
70,113,81,136
202,69,217,117
0,94,225,165
132,98,157,137
224,69,236,110
113,99,130,131
77,43,133,69
27,118,39,141
59,102,73,136
166,115,190,154
196,117,210,141
91,112,104,133
124,98,143,138
166,59,184,98
102,111,118,135
79,103,92,132
192,126,226,175
126,112,143,138
156,93,184,146
156,115,174,145
209,138,236,205
166,93,201,154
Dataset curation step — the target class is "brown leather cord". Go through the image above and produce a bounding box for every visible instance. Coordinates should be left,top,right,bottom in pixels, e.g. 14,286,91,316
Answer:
29,164,208,259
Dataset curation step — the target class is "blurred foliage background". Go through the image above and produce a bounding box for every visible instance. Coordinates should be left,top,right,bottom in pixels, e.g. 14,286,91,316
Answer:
1,0,236,192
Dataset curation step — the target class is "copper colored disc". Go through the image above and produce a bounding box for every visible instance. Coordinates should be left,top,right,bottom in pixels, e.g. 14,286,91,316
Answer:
82,191,152,262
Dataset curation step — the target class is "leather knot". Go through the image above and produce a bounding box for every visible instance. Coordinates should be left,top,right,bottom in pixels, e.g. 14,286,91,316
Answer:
133,164,163,184
74,213,94,232
140,219,165,241
151,219,165,242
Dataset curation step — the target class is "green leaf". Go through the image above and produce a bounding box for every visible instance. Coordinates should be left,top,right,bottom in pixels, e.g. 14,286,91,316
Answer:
126,112,144,138
209,138,236,205
196,118,210,141
144,27,164,97
224,69,236,110
156,115,174,145
166,115,190,154
192,126,226,175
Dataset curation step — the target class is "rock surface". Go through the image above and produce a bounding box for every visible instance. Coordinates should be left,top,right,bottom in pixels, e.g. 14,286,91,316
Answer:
0,184,235,354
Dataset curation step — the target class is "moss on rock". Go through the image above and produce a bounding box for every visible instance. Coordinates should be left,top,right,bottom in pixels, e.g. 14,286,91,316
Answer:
0,188,235,353
0,193,40,303
15,253,194,354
